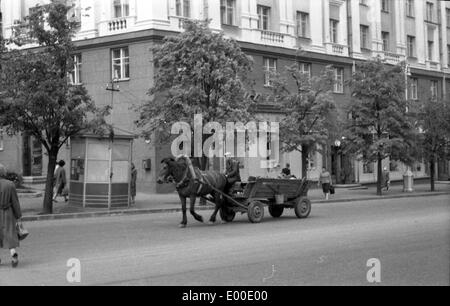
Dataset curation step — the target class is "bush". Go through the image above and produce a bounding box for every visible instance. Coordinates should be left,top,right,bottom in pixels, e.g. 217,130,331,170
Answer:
5,172,23,188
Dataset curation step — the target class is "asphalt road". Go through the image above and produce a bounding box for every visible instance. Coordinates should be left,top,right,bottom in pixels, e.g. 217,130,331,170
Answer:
0,195,449,286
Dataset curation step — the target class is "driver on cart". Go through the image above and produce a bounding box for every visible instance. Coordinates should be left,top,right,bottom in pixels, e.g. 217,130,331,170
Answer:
224,152,241,194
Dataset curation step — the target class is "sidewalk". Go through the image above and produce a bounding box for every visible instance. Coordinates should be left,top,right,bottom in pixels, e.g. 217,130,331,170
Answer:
18,180,450,222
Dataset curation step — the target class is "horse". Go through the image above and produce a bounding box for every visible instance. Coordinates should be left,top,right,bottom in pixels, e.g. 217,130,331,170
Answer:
157,156,228,228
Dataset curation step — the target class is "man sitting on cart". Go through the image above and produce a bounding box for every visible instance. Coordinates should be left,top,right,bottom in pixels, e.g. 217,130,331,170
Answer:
224,152,241,194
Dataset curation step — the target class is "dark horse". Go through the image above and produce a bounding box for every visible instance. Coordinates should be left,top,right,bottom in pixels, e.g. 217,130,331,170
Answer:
157,156,228,228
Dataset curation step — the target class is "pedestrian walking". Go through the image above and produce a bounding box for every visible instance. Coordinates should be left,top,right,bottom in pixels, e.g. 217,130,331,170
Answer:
53,160,68,203
383,167,390,191
130,163,137,205
318,167,333,200
0,163,23,268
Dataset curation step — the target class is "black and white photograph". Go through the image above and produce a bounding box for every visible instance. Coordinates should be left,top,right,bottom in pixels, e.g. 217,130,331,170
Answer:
0,0,449,291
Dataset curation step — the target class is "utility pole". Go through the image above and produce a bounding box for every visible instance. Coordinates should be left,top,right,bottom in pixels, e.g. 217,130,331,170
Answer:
105,79,120,209
106,79,120,126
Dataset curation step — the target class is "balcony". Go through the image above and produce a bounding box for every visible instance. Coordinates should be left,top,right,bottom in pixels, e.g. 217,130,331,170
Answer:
426,60,441,71
168,16,196,32
98,16,136,36
260,30,285,44
383,51,404,65
325,43,349,56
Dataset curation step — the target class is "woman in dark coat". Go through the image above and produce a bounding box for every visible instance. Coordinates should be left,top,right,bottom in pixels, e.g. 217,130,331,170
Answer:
0,163,22,268
53,160,68,202
130,163,137,205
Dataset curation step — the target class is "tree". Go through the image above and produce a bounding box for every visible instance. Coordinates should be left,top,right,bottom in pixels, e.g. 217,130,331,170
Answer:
0,1,109,214
416,98,450,191
136,20,254,170
268,62,337,178
343,59,415,196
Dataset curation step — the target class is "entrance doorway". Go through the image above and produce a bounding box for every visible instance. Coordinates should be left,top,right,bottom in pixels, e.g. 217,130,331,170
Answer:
331,146,355,184
22,133,43,176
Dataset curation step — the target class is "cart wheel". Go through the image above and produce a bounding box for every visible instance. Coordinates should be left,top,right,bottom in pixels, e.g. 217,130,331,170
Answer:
220,206,236,223
247,201,265,223
295,197,311,219
268,205,284,218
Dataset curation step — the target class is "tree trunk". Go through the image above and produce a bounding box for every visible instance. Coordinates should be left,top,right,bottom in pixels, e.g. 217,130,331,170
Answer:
42,150,58,214
430,157,436,192
301,145,309,179
377,154,383,196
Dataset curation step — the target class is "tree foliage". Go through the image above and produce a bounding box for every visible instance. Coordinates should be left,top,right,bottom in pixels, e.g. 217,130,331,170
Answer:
0,1,109,214
268,62,337,177
416,98,450,190
136,20,255,164
343,59,416,195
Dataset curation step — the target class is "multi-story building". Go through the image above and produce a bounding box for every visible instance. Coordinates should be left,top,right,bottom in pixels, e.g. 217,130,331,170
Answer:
0,0,449,193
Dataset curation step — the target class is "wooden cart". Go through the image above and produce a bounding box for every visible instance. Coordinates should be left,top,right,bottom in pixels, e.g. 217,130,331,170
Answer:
202,177,312,224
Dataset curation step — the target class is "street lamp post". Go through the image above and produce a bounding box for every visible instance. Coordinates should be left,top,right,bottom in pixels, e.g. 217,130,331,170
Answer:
403,64,414,193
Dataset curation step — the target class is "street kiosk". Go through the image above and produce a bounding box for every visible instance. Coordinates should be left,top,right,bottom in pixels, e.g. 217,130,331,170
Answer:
69,129,135,208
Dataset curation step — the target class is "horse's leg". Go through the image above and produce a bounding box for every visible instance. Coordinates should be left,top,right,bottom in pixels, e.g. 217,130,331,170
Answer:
209,192,221,224
179,196,188,228
190,194,204,223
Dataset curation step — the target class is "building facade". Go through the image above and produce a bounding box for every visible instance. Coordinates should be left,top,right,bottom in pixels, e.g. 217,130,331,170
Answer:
1,0,449,192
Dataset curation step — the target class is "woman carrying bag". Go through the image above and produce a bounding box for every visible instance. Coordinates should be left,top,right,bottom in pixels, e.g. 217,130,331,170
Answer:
0,163,25,268
318,167,333,200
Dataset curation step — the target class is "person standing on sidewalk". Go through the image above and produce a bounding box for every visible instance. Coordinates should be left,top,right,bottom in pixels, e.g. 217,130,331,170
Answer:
383,167,390,191
53,160,68,203
318,167,333,200
0,163,23,268
130,163,137,205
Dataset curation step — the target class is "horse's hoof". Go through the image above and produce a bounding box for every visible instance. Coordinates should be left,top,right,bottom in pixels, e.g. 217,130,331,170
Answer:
196,217,204,223
179,224,187,228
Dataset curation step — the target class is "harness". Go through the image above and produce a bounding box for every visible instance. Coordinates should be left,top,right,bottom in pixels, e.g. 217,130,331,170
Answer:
173,156,214,195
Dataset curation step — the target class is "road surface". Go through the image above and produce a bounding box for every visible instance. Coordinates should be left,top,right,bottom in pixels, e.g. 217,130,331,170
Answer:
0,195,449,286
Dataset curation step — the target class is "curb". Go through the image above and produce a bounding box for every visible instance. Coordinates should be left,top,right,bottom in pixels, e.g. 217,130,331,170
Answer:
21,191,450,223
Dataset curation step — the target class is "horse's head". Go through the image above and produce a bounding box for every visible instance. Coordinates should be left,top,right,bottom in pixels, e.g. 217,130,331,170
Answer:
157,158,175,184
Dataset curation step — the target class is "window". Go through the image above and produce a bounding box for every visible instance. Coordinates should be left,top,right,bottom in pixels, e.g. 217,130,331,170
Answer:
405,0,414,17
447,45,450,65
113,0,129,18
431,80,438,99
298,62,311,78
382,32,390,52
410,78,418,100
381,0,389,13
415,162,422,172
308,152,316,171
220,0,235,25
0,128,4,152
360,25,369,49
263,57,277,86
363,163,374,174
297,11,310,38
257,5,270,30
389,160,399,172
330,19,339,43
67,0,82,23
428,40,434,61
407,35,416,57
176,0,191,18
333,67,344,93
447,9,450,27
69,54,82,85
112,47,130,80
426,2,433,22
